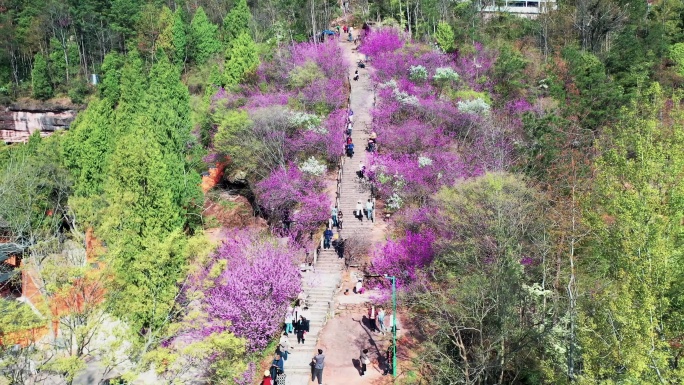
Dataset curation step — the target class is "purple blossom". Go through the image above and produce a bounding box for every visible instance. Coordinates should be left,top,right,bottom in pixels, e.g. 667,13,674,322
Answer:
359,29,406,57
370,230,436,288
195,229,301,351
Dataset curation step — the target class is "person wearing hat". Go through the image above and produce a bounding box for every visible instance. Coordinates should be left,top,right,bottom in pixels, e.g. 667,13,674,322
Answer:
261,369,273,385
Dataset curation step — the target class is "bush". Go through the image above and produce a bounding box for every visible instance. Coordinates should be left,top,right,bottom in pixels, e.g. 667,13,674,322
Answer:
409,65,428,81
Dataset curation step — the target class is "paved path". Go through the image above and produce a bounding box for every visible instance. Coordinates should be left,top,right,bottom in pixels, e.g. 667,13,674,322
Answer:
284,39,375,385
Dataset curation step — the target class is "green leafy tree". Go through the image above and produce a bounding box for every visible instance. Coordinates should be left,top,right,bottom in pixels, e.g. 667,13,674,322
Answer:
189,7,221,64
670,42,684,76
0,299,48,384
48,37,80,88
492,43,527,100
223,32,259,86
222,0,251,43
580,84,684,382
434,22,454,53
409,173,562,383
561,47,622,130
31,53,53,100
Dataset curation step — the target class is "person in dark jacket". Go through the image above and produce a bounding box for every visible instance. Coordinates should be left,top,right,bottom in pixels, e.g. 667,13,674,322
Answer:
295,316,309,344
270,353,284,381
324,227,333,249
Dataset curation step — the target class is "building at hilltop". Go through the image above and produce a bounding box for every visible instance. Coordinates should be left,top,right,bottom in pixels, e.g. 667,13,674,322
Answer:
480,0,557,19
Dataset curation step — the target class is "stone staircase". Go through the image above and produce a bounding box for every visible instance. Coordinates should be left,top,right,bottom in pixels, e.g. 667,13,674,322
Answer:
283,48,374,384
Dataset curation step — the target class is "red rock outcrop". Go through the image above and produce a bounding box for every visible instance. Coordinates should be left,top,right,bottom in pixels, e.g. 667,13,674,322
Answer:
0,101,80,143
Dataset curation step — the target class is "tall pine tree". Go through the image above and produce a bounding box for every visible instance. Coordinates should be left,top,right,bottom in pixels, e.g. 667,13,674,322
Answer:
189,7,221,64
223,32,259,86
223,0,251,44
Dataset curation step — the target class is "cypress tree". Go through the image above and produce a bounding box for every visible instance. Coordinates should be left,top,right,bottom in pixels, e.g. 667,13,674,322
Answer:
114,50,146,137
171,9,187,66
189,7,221,64
223,32,259,86
145,52,202,228
223,0,251,43
155,7,175,55
31,53,53,100
62,98,115,197
102,125,187,334
99,52,124,103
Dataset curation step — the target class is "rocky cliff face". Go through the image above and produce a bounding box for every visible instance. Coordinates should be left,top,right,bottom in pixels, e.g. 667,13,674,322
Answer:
0,102,80,143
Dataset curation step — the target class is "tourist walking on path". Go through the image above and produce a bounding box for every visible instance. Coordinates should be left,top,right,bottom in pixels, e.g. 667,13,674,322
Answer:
355,200,363,221
337,237,345,258
295,316,309,344
368,305,378,332
331,206,339,227
377,307,386,334
312,349,325,384
366,199,374,221
285,308,294,334
270,353,284,381
324,227,333,249
294,300,302,321
278,332,292,359
359,349,370,376
337,211,344,230
346,142,354,158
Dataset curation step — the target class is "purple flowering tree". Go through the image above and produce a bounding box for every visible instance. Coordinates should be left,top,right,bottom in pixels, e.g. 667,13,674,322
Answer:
369,230,436,288
194,229,302,351
255,164,331,240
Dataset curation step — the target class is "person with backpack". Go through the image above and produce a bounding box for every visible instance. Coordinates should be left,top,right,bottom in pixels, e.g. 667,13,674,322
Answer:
346,142,355,158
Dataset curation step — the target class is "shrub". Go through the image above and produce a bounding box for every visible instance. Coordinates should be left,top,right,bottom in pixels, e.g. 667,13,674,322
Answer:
457,98,490,115
409,65,428,81
299,157,327,176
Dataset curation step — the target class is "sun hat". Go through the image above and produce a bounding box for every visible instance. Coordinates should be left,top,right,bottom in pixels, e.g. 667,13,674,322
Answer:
264,370,270,376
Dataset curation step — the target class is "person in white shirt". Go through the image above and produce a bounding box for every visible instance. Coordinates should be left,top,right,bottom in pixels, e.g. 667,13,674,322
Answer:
355,279,365,294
